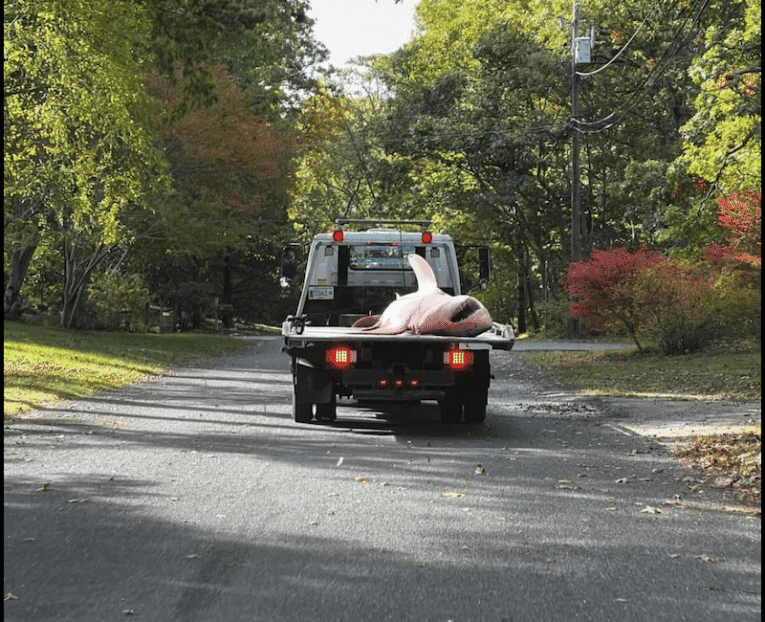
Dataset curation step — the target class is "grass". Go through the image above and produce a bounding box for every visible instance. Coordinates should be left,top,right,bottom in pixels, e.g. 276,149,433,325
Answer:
4,321,253,418
520,343,761,506
518,347,760,401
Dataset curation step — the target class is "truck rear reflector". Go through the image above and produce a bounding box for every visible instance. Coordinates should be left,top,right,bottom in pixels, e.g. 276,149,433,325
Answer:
444,349,473,370
326,346,356,369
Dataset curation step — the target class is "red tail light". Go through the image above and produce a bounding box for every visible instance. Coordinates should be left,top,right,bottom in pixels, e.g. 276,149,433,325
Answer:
444,349,473,370
421,231,433,244
332,229,344,242
326,346,356,369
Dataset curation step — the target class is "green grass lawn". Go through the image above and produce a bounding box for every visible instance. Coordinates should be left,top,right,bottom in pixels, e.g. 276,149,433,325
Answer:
519,347,761,401
4,321,253,418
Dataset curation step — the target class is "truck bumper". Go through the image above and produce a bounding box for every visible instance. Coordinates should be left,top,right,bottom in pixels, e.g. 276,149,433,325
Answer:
343,369,454,402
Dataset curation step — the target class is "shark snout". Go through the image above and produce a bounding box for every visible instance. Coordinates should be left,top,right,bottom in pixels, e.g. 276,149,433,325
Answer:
413,295,492,337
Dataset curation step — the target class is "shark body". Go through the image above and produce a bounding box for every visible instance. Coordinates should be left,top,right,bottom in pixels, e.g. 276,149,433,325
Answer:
354,253,493,337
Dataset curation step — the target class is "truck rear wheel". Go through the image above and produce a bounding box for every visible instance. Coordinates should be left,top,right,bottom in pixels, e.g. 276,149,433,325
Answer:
293,400,314,423
315,395,337,423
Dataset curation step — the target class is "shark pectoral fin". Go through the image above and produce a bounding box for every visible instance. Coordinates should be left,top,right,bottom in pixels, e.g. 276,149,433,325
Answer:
352,315,382,329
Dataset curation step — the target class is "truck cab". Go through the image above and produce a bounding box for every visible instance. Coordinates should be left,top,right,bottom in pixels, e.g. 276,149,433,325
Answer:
295,225,465,327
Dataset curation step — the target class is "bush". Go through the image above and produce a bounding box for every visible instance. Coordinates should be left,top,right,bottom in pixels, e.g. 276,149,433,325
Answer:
565,247,730,355
88,272,150,331
564,246,665,351
702,189,761,342
635,260,721,354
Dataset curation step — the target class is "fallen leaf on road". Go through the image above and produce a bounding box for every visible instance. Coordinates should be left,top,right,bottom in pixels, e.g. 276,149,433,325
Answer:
185,554,201,559
640,506,663,514
37,483,52,492
4,593,18,601
697,555,717,563
354,476,371,484
122,609,136,616
555,480,577,489
441,491,463,498
711,476,735,489
336,457,344,467
474,465,486,475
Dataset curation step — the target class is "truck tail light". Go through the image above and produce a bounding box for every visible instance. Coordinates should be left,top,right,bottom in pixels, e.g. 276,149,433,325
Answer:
421,231,433,244
332,229,344,242
444,349,473,370
326,346,356,370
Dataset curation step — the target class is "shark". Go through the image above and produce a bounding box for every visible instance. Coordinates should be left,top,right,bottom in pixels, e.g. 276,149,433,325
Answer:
353,253,493,337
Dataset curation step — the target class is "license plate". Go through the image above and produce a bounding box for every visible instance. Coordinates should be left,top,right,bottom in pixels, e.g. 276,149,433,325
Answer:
308,286,334,300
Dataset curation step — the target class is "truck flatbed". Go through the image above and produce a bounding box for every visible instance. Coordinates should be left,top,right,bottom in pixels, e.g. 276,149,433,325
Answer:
283,321,515,350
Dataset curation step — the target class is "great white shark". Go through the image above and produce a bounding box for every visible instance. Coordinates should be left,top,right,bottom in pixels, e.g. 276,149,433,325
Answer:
353,253,493,337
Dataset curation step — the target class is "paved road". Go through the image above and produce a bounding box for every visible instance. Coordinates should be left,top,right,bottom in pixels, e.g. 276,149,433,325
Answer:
4,337,761,621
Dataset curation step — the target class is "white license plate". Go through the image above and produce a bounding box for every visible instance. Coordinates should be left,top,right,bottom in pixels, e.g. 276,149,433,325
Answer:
308,287,334,300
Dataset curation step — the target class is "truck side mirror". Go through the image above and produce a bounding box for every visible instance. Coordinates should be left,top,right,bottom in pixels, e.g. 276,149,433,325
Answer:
281,246,298,287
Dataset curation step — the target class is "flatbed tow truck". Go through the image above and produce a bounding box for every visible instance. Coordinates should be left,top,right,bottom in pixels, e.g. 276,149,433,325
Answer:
281,219,514,424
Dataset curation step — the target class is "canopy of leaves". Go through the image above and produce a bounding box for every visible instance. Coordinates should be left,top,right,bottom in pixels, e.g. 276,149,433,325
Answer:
4,0,165,244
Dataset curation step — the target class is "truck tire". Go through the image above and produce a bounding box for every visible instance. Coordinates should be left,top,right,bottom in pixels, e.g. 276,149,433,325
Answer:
315,395,337,423
293,398,314,423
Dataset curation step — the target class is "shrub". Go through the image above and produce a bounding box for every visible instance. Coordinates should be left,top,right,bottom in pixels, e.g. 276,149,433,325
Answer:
635,260,720,355
702,189,761,342
88,272,150,331
564,246,665,351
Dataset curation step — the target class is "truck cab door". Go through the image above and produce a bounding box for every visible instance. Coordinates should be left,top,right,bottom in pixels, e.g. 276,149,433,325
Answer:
280,244,301,288
456,245,491,293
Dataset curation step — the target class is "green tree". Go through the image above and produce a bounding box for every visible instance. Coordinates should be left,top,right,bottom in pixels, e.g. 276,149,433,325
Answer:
336,0,744,331
662,0,760,256
4,0,165,325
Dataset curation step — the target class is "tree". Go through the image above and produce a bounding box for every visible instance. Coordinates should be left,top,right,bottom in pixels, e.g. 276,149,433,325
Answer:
662,0,760,257
4,0,165,325
5,0,329,328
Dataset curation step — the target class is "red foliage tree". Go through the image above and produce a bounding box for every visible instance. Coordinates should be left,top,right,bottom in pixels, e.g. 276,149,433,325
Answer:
564,246,666,350
703,189,761,268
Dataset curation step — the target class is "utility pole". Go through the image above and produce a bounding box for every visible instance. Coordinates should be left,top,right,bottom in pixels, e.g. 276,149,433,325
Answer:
570,1,582,339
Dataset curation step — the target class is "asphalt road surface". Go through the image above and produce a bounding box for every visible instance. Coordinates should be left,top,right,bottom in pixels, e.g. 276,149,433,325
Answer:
4,337,761,622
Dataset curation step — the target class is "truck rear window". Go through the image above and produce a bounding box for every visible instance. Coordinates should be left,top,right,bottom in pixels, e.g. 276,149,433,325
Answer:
349,244,417,270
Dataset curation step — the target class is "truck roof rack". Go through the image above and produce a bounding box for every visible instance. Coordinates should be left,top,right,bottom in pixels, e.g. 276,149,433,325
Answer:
335,218,433,230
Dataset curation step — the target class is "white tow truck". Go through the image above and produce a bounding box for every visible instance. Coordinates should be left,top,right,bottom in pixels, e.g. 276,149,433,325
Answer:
281,219,514,424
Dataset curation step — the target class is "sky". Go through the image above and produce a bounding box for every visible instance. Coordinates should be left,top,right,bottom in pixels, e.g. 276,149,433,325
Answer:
307,0,420,67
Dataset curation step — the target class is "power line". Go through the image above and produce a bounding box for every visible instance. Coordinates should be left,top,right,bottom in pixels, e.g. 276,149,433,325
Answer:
572,0,712,133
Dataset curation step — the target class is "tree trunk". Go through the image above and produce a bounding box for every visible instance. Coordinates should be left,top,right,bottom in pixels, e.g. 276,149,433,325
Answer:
4,245,37,320
516,265,527,334
60,238,112,329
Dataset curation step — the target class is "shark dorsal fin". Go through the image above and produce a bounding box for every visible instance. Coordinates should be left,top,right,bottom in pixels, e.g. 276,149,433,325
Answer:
408,253,439,294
